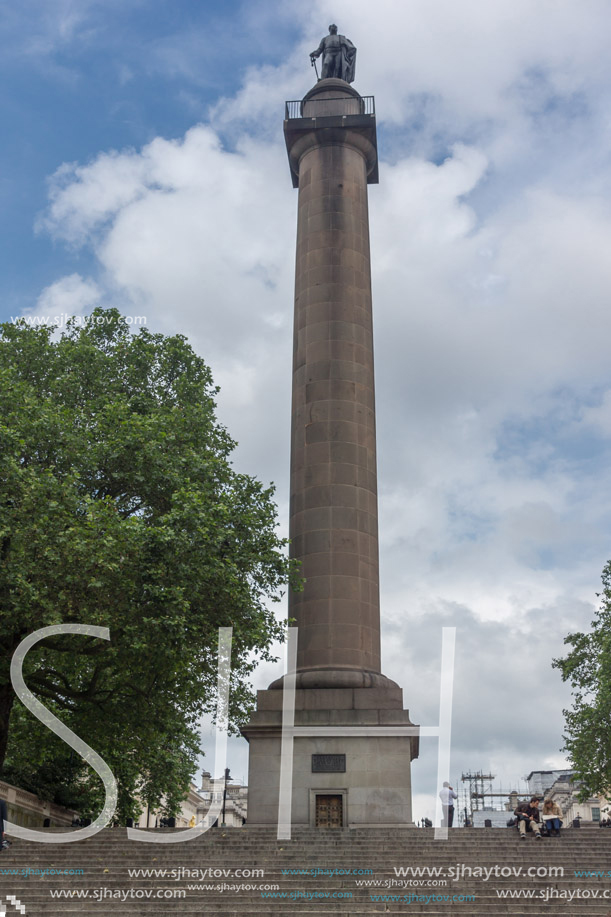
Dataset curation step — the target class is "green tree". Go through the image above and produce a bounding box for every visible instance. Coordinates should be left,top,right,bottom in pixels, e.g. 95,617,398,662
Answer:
0,309,299,820
553,560,611,799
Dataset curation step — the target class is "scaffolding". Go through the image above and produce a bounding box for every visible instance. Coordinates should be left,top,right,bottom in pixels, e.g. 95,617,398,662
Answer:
461,771,495,812
461,771,528,823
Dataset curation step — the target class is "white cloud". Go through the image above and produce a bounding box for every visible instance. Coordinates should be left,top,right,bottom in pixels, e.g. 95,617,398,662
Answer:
33,272,102,319
580,391,611,436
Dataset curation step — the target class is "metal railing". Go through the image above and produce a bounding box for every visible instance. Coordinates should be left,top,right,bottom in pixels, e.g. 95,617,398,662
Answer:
285,96,375,119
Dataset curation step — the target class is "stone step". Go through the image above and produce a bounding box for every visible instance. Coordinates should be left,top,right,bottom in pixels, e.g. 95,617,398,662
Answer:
2,884,607,893
1,877,603,887
4,904,611,914
4,836,607,848
3,855,607,867
2,848,608,859
13,901,609,917
2,833,604,841
2,828,611,915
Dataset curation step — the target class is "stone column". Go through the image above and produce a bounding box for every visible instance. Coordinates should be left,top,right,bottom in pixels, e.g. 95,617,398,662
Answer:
287,79,381,683
242,80,418,827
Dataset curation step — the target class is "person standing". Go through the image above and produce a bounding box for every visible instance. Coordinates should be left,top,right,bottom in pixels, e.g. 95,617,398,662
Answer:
0,798,8,850
439,782,458,827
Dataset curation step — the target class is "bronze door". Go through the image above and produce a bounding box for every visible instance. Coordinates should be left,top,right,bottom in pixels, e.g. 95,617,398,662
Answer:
315,794,342,828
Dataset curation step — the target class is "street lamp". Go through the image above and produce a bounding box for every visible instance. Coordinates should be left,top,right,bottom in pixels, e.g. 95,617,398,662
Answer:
221,768,231,827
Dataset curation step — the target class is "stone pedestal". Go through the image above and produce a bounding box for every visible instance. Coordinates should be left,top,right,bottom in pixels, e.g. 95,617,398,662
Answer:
244,683,417,827
242,79,418,827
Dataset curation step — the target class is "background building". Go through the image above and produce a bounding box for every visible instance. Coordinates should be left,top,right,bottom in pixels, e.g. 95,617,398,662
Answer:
0,778,77,828
543,772,609,825
131,771,248,829
197,770,248,828
525,769,571,798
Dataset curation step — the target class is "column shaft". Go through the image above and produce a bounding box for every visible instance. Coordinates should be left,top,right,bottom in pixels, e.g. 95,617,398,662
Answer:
289,137,381,675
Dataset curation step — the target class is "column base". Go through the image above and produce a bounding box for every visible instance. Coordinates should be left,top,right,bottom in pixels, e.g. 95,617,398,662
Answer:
242,683,419,827
268,668,402,690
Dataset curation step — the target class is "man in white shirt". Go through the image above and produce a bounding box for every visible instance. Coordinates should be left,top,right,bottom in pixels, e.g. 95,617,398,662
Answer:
439,782,458,827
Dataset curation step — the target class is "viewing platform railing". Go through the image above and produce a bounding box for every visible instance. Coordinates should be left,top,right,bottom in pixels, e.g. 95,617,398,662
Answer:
285,96,375,119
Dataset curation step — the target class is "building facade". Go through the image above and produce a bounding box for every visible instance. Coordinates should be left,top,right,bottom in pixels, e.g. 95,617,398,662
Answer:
544,772,609,825
196,771,248,827
132,771,248,829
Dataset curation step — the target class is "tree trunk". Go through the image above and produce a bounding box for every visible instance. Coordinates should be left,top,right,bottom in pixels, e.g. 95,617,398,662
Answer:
0,676,15,771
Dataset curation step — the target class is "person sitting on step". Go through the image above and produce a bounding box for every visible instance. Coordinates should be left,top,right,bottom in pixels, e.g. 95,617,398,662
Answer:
514,797,543,840
541,798,563,836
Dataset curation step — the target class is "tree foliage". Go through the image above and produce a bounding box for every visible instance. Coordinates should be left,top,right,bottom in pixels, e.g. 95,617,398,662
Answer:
0,309,299,820
553,560,611,800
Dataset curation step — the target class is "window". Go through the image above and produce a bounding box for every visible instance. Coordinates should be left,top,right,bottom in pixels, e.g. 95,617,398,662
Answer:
592,807,601,822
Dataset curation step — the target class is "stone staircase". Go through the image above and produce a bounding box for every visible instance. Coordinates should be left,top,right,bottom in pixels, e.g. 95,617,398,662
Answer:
1,826,611,915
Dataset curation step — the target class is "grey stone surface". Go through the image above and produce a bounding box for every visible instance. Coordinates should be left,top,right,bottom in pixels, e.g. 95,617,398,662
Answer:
246,723,415,827
286,81,382,682
257,685,408,711
243,684,419,826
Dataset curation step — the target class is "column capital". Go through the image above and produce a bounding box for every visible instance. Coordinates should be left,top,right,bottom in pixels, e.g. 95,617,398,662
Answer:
284,83,378,188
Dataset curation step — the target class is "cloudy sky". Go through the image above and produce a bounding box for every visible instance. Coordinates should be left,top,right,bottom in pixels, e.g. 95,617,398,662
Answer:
4,0,611,822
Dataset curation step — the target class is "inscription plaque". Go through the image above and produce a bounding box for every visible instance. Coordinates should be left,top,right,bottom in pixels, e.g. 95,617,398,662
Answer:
312,754,346,773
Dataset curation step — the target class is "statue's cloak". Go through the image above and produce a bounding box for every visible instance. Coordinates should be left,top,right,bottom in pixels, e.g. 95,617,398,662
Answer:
338,35,357,83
